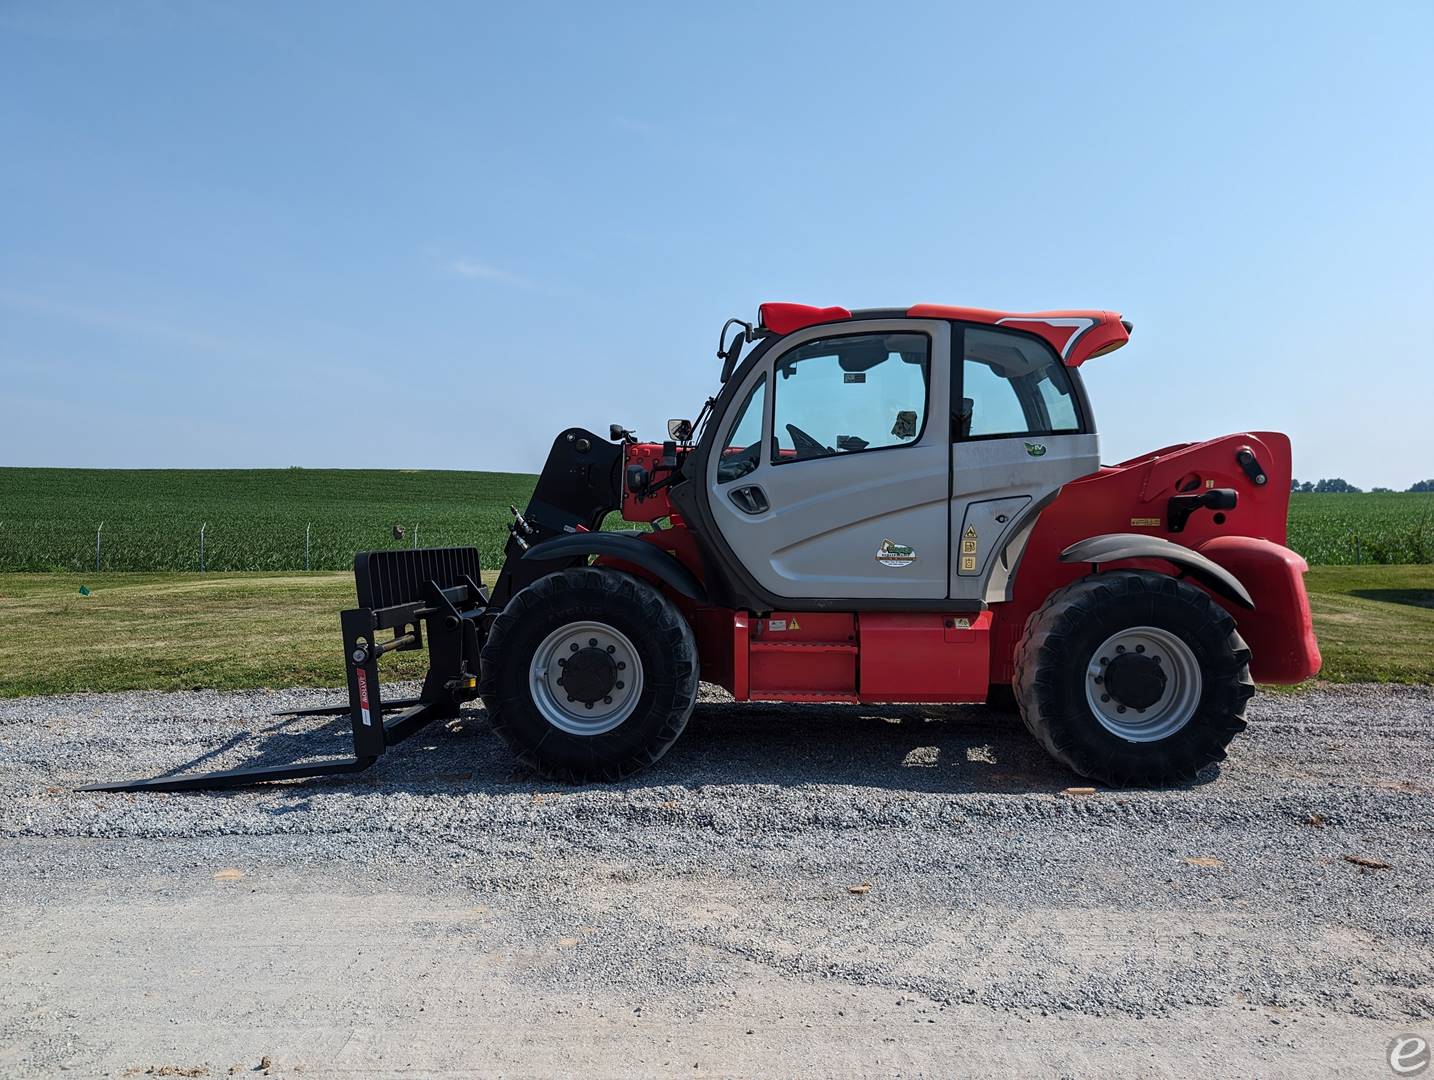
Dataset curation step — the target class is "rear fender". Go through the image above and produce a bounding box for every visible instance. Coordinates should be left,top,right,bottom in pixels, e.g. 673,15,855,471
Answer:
1060,533,1255,609
1197,536,1321,684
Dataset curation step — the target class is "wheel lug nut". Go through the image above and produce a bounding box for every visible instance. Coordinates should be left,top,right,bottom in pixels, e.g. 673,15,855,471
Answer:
567,695,575,702
1153,656,1162,664
558,658,566,666
557,677,564,685
1101,694,1110,703
617,662,626,670
1117,706,1127,714
616,681,624,689
589,638,597,647
1116,645,1126,653
570,643,579,652
604,696,612,704
1136,645,1145,653
607,645,616,653
1099,657,1109,665
1094,676,1103,685
585,702,593,709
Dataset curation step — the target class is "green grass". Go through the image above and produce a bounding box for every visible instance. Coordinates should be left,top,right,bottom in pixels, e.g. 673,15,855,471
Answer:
1,565,1429,697
0,571,488,697
0,467,537,573
1301,564,1434,683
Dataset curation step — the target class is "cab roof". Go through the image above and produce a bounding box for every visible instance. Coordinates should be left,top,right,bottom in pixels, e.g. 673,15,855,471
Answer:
757,302,1131,368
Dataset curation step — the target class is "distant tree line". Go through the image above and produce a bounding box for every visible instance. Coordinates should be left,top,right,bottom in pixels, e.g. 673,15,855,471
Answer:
1291,478,1434,493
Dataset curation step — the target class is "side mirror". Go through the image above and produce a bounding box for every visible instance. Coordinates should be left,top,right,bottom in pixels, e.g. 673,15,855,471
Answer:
667,418,693,443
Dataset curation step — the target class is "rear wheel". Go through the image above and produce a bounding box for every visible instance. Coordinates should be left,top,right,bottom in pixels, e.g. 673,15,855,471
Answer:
1013,570,1254,786
479,568,698,782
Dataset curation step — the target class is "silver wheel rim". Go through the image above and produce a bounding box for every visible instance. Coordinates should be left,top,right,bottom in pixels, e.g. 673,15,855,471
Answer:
1085,626,1202,743
528,620,644,736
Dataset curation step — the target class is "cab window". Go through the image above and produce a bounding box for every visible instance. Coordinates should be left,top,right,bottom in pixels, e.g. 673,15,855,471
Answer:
717,375,766,483
771,333,929,464
958,328,1082,439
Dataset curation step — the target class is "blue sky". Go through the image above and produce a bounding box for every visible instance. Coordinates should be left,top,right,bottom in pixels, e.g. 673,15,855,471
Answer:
2,1,1431,486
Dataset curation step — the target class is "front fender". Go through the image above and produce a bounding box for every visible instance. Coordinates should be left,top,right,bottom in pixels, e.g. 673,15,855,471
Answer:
1060,533,1255,609
522,532,708,602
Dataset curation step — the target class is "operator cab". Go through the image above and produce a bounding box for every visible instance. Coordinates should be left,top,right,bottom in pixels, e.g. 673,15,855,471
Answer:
673,303,1128,610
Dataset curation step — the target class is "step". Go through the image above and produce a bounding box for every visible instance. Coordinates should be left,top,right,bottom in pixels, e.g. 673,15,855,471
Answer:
749,640,856,654
749,688,861,704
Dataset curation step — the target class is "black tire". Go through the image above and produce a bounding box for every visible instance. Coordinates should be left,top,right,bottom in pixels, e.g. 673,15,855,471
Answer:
1012,570,1254,786
479,567,698,782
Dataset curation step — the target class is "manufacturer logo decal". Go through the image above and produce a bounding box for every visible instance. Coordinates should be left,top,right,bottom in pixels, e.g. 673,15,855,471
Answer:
1024,441,1047,458
355,667,373,726
875,538,917,567
1130,516,1161,527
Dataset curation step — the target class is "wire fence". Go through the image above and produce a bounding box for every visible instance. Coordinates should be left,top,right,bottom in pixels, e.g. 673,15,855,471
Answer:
0,519,515,574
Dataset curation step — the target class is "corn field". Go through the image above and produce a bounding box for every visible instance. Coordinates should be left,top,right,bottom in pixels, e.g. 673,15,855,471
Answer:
1,470,1431,572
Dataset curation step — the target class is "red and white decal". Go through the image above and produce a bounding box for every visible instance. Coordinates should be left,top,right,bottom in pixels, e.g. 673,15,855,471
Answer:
996,316,1097,360
355,666,372,726
904,305,1130,366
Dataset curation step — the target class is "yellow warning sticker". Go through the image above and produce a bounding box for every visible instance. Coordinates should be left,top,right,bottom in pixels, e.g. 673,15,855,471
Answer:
1130,517,1161,527
964,525,978,539
960,555,977,571
961,538,978,555
789,617,800,630
952,617,971,629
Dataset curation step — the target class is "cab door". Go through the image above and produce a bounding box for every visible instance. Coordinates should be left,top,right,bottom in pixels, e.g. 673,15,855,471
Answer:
948,325,1101,603
705,319,951,601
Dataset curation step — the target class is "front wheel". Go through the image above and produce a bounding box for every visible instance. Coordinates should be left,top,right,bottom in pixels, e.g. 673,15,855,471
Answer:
1013,570,1254,786
479,568,698,782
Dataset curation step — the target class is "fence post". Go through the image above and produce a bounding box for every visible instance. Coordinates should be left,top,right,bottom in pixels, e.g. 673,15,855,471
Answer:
306,522,312,571
413,522,419,550
1354,533,1361,566
95,522,104,572
200,522,207,573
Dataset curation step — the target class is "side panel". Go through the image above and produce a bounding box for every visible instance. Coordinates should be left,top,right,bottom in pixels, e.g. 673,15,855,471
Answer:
948,433,1100,601
858,611,992,702
698,606,992,704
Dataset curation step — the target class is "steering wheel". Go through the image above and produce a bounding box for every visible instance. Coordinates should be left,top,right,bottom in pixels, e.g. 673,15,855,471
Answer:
786,423,835,459
717,442,760,482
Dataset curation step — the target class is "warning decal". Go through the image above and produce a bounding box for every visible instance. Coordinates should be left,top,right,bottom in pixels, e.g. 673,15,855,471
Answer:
960,524,979,571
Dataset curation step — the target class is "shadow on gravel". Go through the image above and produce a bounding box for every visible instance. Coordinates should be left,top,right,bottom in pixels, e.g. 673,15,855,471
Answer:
126,696,1098,798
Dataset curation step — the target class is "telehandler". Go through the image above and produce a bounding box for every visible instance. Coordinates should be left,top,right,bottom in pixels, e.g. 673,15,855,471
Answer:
89,302,1320,793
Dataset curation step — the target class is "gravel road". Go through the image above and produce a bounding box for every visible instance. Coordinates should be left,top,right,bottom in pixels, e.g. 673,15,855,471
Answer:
2,682,1431,1077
